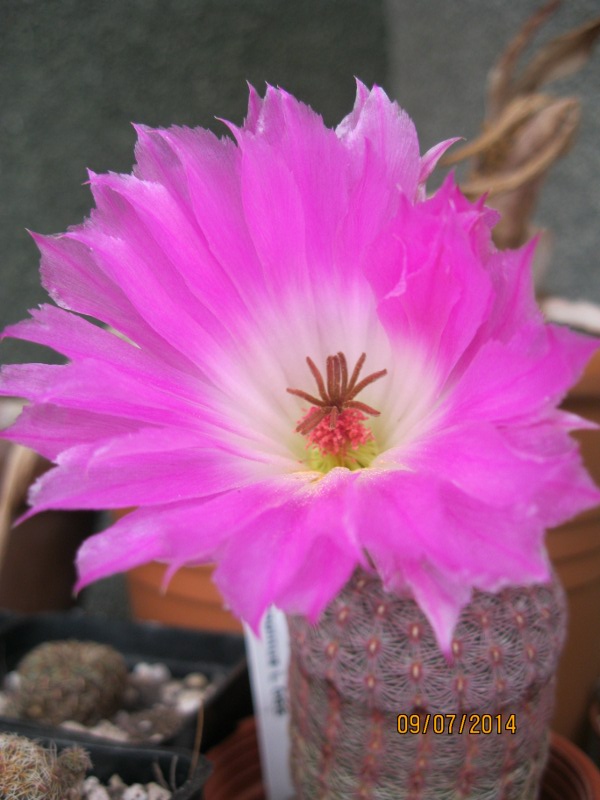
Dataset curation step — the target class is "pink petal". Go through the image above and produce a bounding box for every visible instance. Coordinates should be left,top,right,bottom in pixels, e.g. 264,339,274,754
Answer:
2,308,245,434
367,191,493,384
34,233,195,375
418,138,462,185
2,404,139,460
3,304,189,380
0,361,202,428
466,239,541,349
87,171,252,337
213,469,366,629
401,562,472,656
264,536,357,622
76,471,363,632
229,85,354,275
397,415,600,529
236,132,310,299
28,424,278,512
151,126,266,308
336,81,421,200
75,499,228,590
448,323,599,424
64,219,232,381
399,421,557,506
242,83,263,133
333,78,370,139
337,468,556,652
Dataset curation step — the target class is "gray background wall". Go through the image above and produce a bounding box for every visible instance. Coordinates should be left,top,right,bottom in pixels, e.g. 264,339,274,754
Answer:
385,0,600,308
1,0,599,366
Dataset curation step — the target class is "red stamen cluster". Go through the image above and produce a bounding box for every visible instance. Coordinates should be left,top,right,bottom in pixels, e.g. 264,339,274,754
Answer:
287,352,387,436
307,407,374,456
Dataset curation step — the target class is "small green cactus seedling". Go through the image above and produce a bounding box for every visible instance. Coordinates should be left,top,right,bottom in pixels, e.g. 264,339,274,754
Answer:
0,733,91,800
15,639,128,726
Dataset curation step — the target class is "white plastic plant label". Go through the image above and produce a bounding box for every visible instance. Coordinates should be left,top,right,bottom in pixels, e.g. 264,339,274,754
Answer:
244,607,294,800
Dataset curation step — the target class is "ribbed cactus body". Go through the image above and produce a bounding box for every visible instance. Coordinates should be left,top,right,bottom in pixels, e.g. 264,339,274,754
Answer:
0,733,90,800
288,569,566,800
16,640,128,726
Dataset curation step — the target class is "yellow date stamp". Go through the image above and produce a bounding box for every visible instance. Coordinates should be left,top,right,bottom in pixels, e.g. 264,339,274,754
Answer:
397,713,517,735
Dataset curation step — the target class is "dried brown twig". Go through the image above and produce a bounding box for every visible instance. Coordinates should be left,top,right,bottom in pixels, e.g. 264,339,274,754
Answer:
443,1,600,255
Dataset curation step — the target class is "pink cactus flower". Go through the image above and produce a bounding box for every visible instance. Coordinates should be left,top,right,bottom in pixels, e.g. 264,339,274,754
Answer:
2,82,598,651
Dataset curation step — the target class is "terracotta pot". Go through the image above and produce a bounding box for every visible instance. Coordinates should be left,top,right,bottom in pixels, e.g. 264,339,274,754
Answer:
588,698,600,767
204,717,264,800
0,440,96,613
202,720,600,800
541,732,600,799
548,349,600,744
127,561,243,634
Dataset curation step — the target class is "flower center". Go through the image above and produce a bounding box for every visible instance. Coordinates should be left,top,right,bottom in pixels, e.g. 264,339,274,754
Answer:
287,352,387,472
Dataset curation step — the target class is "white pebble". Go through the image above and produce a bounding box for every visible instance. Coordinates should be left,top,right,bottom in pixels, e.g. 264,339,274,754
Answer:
3,671,20,692
91,719,130,742
159,680,181,704
147,783,171,800
0,694,14,714
108,775,127,791
82,777,111,800
123,784,148,800
132,662,171,683
61,720,88,732
175,689,204,715
87,785,111,800
183,672,208,690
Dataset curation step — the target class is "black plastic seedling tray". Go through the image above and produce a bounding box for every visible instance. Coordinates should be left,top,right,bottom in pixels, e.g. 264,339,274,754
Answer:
0,610,253,752
0,717,210,799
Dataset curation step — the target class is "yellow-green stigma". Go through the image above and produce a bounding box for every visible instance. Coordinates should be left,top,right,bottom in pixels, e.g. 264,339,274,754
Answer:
287,352,387,474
